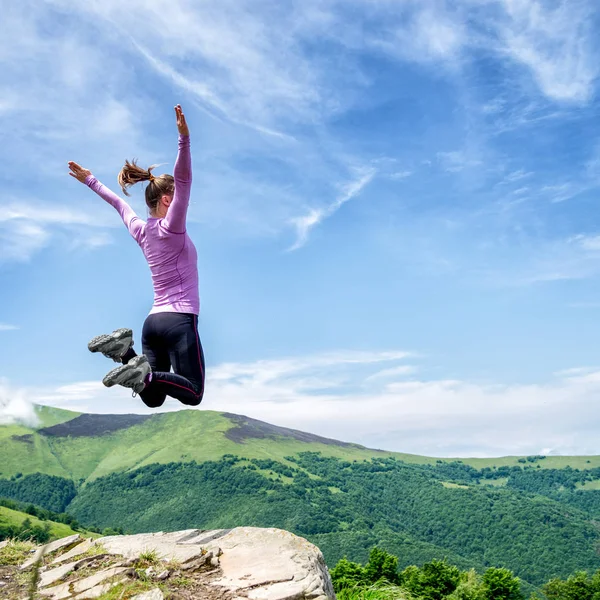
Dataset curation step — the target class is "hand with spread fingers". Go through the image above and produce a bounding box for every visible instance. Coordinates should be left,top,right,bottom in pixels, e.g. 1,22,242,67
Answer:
68,161,92,184
175,104,189,136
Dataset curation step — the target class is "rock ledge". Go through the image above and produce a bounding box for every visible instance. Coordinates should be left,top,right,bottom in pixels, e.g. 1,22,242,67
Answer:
0,526,336,600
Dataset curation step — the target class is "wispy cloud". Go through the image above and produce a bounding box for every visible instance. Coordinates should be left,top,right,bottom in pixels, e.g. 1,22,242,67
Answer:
0,380,37,426
0,324,19,332
496,0,597,104
0,202,119,263
289,167,376,250
25,349,600,457
437,151,483,173
64,0,333,132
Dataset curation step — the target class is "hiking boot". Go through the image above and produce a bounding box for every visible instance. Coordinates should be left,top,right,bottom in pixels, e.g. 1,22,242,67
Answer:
88,328,133,362
102,355,151,394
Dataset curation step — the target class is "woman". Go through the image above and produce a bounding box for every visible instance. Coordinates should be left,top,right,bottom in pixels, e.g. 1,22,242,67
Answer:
68,105,205,408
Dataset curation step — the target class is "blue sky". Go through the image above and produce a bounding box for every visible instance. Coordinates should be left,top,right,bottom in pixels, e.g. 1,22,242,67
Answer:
2,0,600,457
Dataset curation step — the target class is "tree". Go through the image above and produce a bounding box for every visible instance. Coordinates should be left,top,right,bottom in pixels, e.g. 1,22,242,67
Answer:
543,571,596,600
402,559,461,600
363,547,399,585
448,569,485,600
330,558,365,591
482,568,524,600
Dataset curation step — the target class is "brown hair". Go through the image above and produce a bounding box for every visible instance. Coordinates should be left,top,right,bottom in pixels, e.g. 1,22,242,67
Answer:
118,159,174,213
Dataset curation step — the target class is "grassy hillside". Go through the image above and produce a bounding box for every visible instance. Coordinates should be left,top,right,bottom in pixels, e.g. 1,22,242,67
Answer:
0,505,79,540
2,405,600,484
0,408,401,482
3,406,600,588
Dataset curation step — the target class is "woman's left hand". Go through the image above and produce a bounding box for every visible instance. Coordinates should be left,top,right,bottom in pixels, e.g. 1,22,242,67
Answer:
175,104,190,136
68,161,92,184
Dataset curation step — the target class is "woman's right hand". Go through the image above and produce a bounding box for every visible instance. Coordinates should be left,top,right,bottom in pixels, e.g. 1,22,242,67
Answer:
68,161,92,184
175,104,190,136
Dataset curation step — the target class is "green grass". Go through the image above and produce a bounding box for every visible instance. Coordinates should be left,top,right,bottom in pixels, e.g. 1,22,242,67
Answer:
0,505,80,539
576,480,600,490
441,482,470,489
336,584,413,600
478,477,508,487
3,405,600,485
449,455,600,470
34,405,81,429
0,539,36,565
0,409,403,483
94,579,165,600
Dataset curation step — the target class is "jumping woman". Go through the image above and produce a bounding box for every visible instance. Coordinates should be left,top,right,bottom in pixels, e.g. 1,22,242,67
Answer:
68,104,205,408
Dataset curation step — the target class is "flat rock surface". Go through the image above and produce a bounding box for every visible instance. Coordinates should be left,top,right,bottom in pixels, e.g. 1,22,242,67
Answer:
73,582,115,599
40,560,79,588
131,589,164,599
52,539,96,565
72,566,128,593
22,534,81,569
3,527,336,600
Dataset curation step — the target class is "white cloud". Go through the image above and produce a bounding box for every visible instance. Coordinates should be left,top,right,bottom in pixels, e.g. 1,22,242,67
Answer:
499,169,534,184
496,0,597,103
0,324,19,331
0,221,51,264
59,0,332,131
575,235,600,252
0,201,121,263
289,167,376,250
18,349,600,457
389,171,413,181
366,365,418,381
437,151,483,173
0,380,38,427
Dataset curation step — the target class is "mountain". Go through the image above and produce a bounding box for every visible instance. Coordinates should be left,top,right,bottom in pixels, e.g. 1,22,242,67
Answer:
0,501,83,543
1,405,403,482
3,404,600,589
4,405,600,483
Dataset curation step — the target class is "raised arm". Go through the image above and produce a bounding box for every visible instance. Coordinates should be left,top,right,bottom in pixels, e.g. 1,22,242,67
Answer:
163,105,192,234
68,161,144,243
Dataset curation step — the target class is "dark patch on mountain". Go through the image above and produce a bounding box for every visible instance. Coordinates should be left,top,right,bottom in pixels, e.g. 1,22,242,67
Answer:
222,412,373,449
33,413,153,438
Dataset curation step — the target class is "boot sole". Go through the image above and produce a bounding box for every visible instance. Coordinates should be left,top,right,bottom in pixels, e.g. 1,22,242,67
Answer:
88,328,133,354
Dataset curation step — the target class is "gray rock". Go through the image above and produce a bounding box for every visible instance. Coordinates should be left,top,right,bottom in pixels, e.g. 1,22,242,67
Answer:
51,539,96,565
72,566,128,594
39,561,77,588
156,569,170,580
38,527,335,600
180,551,212,571
202,527,336,600
131,589,164,600
21,534,81,569
38,581,72,600
97,530,207,563
0,540,8,550
40,555,111,588
73,581,117,599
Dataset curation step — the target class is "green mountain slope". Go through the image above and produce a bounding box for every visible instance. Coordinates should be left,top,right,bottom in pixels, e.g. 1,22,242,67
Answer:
64,454,600,587
4,405,600,588
0,505,80,541
0,408,405,482
3,405,600,484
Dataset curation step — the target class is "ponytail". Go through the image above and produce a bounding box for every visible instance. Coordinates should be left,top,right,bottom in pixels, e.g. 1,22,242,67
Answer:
117,159,175,212
118,159,156,196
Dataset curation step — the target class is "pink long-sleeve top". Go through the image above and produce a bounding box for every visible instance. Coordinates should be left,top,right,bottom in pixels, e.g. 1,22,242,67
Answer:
85,134,199,315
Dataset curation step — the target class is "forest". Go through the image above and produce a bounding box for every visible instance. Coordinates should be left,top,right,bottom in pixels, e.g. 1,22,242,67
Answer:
3,453,600,589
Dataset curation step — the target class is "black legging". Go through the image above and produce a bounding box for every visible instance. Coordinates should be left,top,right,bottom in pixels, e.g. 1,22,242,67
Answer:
122,312,205,408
